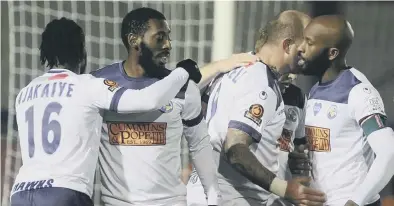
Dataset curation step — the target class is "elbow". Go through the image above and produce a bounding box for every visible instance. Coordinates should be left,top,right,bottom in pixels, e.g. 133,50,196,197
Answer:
145,98,162,111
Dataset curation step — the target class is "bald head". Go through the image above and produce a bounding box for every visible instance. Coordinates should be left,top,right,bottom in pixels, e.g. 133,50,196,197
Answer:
306,15,354,55
255,10,311,51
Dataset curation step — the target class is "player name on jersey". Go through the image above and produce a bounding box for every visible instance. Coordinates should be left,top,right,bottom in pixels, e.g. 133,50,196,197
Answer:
107,122,167,145
17,80,74,105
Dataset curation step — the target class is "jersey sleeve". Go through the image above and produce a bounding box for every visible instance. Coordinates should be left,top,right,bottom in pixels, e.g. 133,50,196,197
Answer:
87,68,189,113
87,77,121,110
228,84,278,143
181,81,204,127
348,83,387,124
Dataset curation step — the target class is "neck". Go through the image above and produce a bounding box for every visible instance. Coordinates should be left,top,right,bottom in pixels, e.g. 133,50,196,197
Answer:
256,45,281,74
320,58,347,83
123,54,145,78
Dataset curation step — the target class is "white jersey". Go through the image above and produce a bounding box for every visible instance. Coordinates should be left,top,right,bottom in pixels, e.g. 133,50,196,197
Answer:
92,62,208,206
13,69,131,197
306,68,383,205
205,62,286,202
12,68,189,198
277,84,307,180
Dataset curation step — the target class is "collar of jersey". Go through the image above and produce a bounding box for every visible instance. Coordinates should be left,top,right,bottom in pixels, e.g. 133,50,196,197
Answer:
250,50,281,80
45,68,76,76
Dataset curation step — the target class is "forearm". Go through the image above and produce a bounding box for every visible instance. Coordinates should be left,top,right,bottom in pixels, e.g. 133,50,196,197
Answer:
351,128,394,205
116,68,188,113
185,123,220,205
197,61,223,90
225,143,278,192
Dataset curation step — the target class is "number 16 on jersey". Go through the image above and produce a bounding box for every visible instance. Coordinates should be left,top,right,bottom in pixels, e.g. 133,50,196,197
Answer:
24,102,63,158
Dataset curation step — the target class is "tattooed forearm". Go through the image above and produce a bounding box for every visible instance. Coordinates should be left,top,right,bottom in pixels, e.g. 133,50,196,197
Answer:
225,143,276,191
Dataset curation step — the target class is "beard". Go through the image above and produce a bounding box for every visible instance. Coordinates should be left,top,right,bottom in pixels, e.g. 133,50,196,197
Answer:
139,42,171,79
299,48,331,76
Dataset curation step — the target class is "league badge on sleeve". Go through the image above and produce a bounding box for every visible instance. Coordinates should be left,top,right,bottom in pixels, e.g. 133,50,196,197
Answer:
286,108,297,122
159,102,173,113
244,104,264,126
103,79,119,92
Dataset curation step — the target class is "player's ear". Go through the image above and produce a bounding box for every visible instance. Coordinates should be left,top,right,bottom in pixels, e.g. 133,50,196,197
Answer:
328,48,339,60
128,35,141,52
282,38,293,54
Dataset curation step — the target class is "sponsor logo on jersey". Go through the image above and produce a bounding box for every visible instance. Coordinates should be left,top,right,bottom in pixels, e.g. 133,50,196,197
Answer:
107,122,167,145
159,102,173,113
259,91,268,100
13,179,54,193
103,79,119,92
363,87,372,94
305,126,331,152
313,102,322,116
286,108,297,122
278,128,293,152
327,105,338,119
244,104,264,126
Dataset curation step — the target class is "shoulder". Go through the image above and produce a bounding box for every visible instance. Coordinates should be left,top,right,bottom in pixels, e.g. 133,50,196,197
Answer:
234,61,278,90
176,80,200,102
309,68,369,104
283,84,305,109
90,62,122,78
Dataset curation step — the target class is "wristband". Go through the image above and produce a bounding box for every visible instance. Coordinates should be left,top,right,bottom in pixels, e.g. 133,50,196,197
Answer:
269,177,288,198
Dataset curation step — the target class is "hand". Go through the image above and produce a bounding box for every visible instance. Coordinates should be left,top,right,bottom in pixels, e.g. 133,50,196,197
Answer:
176,59,202,83
344,200,359,206
285,177,326,206
288,144,311,175
218,53,260,73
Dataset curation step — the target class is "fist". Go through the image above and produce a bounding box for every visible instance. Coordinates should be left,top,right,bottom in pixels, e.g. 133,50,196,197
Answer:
176,59,202,83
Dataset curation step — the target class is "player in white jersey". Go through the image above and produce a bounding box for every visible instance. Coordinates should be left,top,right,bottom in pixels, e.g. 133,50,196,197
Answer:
10,17,201,206
268,74,309,206
295,15,394,206
92,8,258,206
187,10,326,206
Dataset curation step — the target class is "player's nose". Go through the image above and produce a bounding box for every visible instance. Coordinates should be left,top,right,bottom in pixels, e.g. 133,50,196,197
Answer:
297,42,305,53
163,39,172,51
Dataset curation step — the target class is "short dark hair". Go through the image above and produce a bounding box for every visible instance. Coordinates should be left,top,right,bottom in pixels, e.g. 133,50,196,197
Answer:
121,7,166,50
255,12,304,51
40,17,85,71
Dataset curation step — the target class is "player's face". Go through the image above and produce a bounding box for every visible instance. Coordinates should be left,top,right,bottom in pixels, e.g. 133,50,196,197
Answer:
286,39,304,73
296,24,331,76
142,19,172,68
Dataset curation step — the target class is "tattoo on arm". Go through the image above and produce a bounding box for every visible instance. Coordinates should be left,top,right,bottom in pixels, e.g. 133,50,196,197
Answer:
224,128,276,191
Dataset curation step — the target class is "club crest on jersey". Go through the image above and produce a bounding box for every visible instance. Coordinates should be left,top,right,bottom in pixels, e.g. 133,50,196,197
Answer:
259,91,268,100
327,105,338,119
103,79,119,92
244,104,264,126
159,102,173,113
286,108,297,122
313,102,322,116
